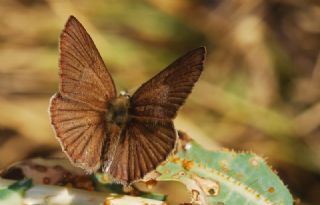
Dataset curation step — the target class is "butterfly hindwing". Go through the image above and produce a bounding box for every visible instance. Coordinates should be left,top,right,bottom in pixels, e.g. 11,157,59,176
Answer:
108,119,176,183
50,93,106,172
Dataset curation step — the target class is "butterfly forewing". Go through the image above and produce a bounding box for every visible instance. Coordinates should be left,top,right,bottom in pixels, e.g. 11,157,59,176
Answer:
130,47,206,122
59,16,116,110
107,48,206,183
50,16,117,172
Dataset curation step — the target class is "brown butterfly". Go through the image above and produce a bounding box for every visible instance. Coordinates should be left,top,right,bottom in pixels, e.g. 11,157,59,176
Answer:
49,16,206,185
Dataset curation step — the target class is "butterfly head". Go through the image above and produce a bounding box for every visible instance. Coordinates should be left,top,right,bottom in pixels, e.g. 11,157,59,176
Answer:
119,90,130,98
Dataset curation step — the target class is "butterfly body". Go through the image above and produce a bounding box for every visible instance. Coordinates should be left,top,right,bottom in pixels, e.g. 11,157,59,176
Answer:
49,16,206,185
105,94,130,128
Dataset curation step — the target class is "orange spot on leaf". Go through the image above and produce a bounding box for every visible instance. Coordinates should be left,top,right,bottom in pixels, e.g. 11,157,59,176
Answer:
268,187,275,193
170,156,181,163
182,159,194,171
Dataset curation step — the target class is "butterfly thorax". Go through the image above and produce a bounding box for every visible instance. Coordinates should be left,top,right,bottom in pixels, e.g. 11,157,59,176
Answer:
105,94,130,128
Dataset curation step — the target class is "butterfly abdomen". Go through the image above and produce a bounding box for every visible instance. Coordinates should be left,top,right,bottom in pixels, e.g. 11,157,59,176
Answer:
106,95,130,127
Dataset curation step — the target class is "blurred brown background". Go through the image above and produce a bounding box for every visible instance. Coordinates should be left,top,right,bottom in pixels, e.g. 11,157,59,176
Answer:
0,0,319,204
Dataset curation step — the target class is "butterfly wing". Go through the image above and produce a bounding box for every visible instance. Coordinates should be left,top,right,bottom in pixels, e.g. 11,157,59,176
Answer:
58,16,116,109
130,47,206,122
50,93,107,172
49,16,117,172
107,47,206,183
108,119,176,183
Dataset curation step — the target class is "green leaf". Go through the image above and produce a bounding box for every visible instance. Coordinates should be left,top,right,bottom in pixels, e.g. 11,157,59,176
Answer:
0,179,32,205
8,178,33,194
156,141,293,205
